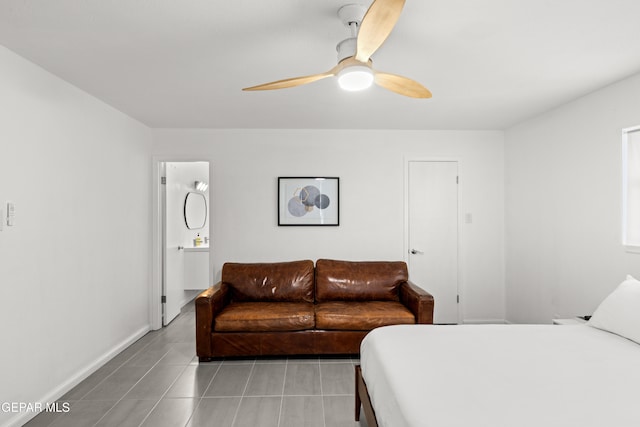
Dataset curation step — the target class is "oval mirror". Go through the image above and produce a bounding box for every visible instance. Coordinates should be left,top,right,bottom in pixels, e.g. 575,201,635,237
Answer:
184,192,207,229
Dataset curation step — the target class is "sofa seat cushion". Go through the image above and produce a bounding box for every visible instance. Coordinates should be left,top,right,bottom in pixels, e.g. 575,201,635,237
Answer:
315,301,415,331
214,302,315,332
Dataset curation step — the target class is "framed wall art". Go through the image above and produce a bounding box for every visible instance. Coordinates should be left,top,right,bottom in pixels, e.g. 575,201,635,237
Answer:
278,177,339,226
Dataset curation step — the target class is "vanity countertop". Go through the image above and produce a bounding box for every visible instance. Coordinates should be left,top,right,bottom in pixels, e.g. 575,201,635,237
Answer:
184,244,209,252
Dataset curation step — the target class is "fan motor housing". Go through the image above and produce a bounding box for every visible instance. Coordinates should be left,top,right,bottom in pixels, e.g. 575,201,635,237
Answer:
337,4,367,27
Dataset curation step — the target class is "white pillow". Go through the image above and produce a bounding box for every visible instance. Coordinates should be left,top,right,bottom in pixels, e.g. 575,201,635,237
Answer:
587,275,640,344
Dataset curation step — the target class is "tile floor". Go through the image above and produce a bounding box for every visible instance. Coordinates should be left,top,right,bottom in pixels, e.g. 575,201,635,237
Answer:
24,301,369,427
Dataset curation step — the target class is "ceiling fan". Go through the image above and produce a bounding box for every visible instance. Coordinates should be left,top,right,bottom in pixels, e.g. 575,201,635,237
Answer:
242,0,432,98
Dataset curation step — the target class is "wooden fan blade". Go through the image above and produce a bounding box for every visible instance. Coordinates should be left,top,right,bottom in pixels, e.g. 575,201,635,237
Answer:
355,0,406,63
242,71,334,91
374,71,432,98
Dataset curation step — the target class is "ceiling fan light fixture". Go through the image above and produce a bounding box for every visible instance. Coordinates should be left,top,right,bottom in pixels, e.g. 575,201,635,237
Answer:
243,1,430,98
337,65,374,91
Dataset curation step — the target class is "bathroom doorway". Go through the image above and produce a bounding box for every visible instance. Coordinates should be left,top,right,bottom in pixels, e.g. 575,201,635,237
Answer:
152,160,211,328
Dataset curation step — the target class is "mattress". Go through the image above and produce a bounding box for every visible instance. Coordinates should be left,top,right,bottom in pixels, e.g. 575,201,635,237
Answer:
360,324,640,427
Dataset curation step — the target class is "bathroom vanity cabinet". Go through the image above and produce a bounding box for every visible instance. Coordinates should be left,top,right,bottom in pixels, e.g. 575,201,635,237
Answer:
184,246,209,290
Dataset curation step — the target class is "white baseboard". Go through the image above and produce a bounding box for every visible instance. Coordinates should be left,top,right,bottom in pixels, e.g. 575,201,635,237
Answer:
4,325,150,427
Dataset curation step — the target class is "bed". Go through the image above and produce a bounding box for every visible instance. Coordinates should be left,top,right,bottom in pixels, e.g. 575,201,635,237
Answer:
355,275,640,427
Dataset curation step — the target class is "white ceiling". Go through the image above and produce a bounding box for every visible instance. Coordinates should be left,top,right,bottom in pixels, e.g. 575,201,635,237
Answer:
1,0,640,130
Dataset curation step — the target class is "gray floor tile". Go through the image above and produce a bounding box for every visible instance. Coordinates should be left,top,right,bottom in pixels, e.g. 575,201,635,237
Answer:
284,363,322,396
60,364,116,401
82,366,151,401
22,410,60,427
323,395,361,427
185,397,241,427
167,311,195,326
62,345,153,401
158,324,196,343
165,364,220,398
105,333,159,367
232,396,281,427
139,398,198,427
123,342,173,367
204,364,252,397
35,301,370,427
157,342,197,365
123,364,186,400
48,400,117,427
94,399,159,427
244,363,286,396
280,396,324,427
61,333,159,401
320,363,355,395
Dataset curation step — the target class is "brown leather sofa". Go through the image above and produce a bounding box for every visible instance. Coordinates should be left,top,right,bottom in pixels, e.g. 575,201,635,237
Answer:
196,259,434,360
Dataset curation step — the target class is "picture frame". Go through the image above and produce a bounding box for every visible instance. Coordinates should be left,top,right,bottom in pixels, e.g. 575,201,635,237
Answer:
278,177,340,226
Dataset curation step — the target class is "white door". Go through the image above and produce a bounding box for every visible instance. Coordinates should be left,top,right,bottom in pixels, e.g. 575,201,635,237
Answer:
408,161,459,324
163,163,184,325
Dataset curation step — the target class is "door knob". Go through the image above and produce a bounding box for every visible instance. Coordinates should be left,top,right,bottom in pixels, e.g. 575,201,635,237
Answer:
177,246,184,250
410,249,423,254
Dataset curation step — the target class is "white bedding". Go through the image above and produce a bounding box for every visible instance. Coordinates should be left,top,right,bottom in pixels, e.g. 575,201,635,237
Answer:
360,324,640,427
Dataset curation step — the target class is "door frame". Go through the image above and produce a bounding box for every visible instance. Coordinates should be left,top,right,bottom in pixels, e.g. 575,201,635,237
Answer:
403,156,464,324
150,156,212,330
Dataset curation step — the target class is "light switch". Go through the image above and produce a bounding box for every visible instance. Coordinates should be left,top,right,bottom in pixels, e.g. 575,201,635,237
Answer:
465,213,473,224
6,201,15,226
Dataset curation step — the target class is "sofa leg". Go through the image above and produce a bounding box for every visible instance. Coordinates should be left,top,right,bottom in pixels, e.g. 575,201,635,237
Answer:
198,356,214,363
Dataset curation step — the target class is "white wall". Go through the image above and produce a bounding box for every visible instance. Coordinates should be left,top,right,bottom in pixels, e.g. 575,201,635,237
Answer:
505,72,640,324
0,46,152,427
153,129,506,323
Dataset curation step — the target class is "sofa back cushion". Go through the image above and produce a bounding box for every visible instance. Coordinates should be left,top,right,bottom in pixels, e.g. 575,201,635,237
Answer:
315,259,408,302
222,260,315,303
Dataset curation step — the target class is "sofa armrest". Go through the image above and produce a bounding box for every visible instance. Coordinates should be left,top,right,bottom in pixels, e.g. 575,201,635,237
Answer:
399,281,434,324
195,282,230,359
